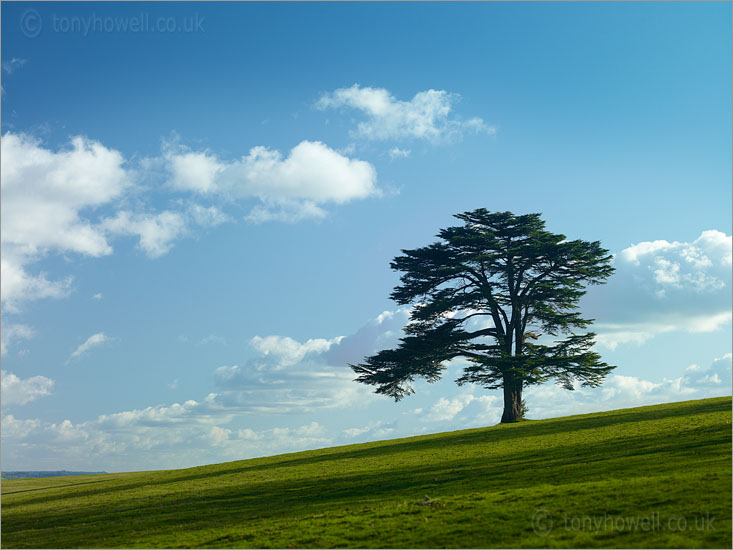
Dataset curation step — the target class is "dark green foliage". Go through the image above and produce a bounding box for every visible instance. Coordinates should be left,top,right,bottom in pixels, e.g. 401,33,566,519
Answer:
1,397,731,548
520,399,529,420
351,209,616,422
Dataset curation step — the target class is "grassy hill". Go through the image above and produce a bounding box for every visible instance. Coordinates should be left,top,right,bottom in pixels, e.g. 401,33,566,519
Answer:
2,396,731,548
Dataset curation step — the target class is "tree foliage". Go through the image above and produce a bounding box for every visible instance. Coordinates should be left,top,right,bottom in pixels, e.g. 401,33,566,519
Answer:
351,209,615,422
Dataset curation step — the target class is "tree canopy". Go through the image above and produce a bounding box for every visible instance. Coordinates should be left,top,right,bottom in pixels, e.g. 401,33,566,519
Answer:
351,209,616,422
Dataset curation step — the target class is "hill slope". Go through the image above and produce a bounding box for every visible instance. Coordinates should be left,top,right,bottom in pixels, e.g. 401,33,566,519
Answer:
2,396,731,548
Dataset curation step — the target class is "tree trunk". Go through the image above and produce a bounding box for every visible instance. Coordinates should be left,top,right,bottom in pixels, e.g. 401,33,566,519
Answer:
501,381,522,423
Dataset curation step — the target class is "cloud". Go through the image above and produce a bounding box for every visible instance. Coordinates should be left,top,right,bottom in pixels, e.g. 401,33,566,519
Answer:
423,387,499,423
250,335,342,368
69,332,108,361
212,309,413,415
2,58,27,75
1,133,129,311
1,132,378,311
1,371,54,406
682,353,733,389
0,251,73,313
316,84,493,142
1,133,128,256
388,147,411,159
1,415,41,438
92,293,103,300
164,140,379,223
0,392,332,471
584,230,732,349
167,150,223,194
1,323,35,356
343,420,396,440
524,353,732,419
102,210,187,258
323,308,411,367
187,203,233,227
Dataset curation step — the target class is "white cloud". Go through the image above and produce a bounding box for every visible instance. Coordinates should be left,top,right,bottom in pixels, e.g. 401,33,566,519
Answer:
683,353,732,389
316,84,493,142
164,140,379,223
524,353,731,419
424,388,499,423
1,132,377,311
426,393,476,422
69,332,108,361
187,203,233,227
168,151,223,194
0,251,73,313
1,133,129,311
323,308,411,367
388,147,411,159
1,415,41,438
212,309,412,415
343,420,396,439
102,210,187,258
1,323,35,356
585,230,732,349
250,335,342,368
245,200,327,224
92,293,103,300
1,371,54,406
1,133,127,257
0,393,332,471
2,57,27,74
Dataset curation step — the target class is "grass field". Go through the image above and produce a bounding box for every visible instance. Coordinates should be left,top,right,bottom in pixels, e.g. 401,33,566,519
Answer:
1,396,731,548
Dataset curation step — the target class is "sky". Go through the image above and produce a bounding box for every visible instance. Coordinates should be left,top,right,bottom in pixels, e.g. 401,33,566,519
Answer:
1,1,731,473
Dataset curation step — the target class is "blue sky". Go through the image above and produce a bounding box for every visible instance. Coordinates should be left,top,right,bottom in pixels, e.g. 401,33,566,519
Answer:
1,1,731,472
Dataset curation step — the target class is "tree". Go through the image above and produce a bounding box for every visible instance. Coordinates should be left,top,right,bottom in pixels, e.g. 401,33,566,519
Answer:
351,209,616,423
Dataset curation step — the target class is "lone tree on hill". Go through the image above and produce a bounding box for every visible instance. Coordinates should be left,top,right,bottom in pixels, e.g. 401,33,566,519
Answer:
351,209,616,423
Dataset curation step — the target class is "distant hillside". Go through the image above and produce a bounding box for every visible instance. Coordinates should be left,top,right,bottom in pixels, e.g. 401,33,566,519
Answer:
1,397,731,548
1,470,107,480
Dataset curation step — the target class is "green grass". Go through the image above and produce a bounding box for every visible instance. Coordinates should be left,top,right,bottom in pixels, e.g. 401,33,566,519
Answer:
2,397,731,548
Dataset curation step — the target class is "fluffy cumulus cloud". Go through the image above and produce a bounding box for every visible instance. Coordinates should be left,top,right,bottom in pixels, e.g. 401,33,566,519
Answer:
213,309,411,414
323,308,410,366
316,84,493,142
101,210,187,258
1,133,128,311
1,132,379,311
584,230,732,349
163,140,379,223
1,134,127,257
1,371,55,406
250,335,342,368
68,332,109,362
424,390,498,423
